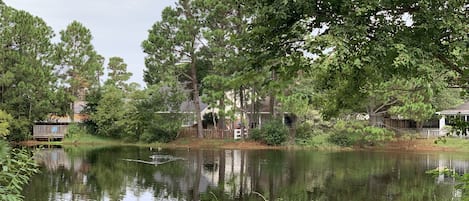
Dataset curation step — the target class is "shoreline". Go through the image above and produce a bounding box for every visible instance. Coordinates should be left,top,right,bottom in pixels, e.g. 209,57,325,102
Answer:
16,137,464,152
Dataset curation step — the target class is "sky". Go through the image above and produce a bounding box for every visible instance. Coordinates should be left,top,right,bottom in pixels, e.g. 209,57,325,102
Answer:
3,0,177,87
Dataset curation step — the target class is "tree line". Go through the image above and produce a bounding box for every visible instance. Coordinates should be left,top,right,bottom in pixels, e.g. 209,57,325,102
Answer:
0,0,467,143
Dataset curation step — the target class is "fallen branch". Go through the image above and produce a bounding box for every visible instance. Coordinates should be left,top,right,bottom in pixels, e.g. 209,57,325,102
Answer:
122,155,185,166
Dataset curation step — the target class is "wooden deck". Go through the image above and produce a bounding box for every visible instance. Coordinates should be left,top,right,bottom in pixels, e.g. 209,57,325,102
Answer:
33,124,68,140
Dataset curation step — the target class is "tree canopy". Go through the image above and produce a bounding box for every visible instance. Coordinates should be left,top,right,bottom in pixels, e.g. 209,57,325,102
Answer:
0,0,467,142
56,20,104,100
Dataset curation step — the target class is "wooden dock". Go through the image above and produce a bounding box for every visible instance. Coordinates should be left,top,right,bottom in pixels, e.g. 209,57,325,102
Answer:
33,123,68,140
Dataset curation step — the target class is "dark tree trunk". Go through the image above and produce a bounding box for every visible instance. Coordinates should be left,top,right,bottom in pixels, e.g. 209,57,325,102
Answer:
239,87,245,139
219,94,225,135
270,70,277,119
190,39,203,138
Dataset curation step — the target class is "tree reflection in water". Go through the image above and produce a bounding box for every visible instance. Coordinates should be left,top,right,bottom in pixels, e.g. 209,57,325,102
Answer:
24,147,467,201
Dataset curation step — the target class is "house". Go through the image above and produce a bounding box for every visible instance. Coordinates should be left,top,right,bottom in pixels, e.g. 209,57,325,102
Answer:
244,96,295,129
436,102,469,136
179,99,209,127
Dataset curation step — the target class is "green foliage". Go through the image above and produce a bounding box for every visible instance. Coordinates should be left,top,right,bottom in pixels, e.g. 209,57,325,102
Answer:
327,121,363,147
105,57,132,90
328,121,394,147
249,128,262,141
294,117,341,149
143,0,213,138
140,115,180,143
7,118,32,142
301,0,467,120
295,122,317,140
82,88,102,134
0,143,38,201
252,119,288,146
92,85,127,138
328,132,356,147
389,102,434,126
385,78,443,126
56,20,104,100
434,136,447,144
128,84,187,143
65,123,87,138
0,4,69,140
360,126,394,146
84,80,186,143
298,134,335,149
427,168,469,200
0,0,465,144
0,110,12,139
446,114,469,136
63,133,120,145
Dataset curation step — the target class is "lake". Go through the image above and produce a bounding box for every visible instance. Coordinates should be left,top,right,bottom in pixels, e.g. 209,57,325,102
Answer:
23,146,468,201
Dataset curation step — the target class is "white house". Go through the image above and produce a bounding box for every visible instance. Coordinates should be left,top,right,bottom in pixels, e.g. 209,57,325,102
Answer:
436,102,469,136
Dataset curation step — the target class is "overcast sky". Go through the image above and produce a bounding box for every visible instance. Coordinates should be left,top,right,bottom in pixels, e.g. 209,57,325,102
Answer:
3,0,177,87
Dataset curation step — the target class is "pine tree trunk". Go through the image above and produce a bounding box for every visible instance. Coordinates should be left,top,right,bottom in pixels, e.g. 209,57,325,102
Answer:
219,95,225,137
270,70,277,119
189,33,203,138
239,87,245,140
191,59,203,138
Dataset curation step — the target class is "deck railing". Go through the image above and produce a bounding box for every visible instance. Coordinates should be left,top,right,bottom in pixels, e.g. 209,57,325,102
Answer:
33,124,67,140
178,128,238,139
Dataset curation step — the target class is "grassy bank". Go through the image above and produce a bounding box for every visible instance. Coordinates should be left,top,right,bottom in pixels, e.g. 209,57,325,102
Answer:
63,133,121,144
21,133,163,148
295,134,347,151
21,133,265,149
20,133,469,152
433,137,469,152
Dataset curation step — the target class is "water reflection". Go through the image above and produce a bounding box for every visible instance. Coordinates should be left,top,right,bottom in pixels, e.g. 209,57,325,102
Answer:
24,147,469,201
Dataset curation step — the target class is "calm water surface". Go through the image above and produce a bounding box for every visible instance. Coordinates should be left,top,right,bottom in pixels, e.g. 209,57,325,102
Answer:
23,146,469,201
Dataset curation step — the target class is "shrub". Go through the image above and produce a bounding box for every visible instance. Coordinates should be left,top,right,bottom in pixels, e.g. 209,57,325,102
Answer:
328,132,356,147
295,123,315,140
360,126,394,146
298,134,332,148
140,115,181,143
66,123,88,138
327,120,362,147
327,120,394,147
7,118,31,142
254,119,289,146
249,128,262,141
0,143,38,201
141,128,178,143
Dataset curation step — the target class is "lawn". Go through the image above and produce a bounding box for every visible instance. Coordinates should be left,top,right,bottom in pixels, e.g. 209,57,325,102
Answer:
63,133,121,144
433,137,469,152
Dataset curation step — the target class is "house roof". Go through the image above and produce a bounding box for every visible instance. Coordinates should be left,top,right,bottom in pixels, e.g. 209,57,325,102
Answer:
179,99,208,113
437,102,469,115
